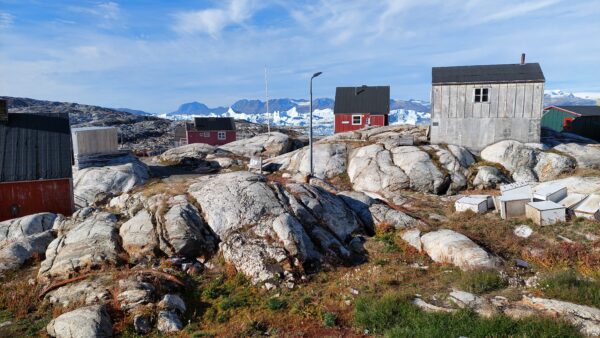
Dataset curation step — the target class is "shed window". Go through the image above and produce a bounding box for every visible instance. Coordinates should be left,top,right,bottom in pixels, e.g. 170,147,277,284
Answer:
218,131,226,140
352,115,362,125
474,88,489,103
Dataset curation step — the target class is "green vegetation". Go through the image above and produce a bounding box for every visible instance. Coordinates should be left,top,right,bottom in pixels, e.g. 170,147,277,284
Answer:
267,297,287,311
322,311,337,328
541,270,600,308
454,270,508,294
354,293,582,338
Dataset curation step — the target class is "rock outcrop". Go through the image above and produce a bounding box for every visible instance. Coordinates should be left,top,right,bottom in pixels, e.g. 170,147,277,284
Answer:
186,171,420,283
220,131,301,157
73,153,150,207
38,212,123,282
553,143,600,169
481,140,575,182
0,213,57,272
156,143,232,165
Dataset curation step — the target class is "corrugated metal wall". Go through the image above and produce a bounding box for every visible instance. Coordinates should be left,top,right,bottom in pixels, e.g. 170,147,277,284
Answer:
0,113,73,182
572,116,600,142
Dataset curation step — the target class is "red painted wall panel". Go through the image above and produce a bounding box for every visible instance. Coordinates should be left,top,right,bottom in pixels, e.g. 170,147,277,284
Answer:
334,114,388,133
0,179,74,221
186,130,236,146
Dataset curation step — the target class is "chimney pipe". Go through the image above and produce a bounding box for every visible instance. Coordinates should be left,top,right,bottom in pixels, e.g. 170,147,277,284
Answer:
520,53,526,65
0,99,7,123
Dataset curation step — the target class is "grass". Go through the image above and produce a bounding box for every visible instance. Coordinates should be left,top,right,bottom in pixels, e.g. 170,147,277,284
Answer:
267,297,287,311
540,270,600,308
354,293,583,338
453,270,508,294
322,311,337,327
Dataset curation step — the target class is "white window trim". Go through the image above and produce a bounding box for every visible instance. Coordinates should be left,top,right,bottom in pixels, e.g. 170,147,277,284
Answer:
473,87,490,104
217,131,226,140
352,115,362,125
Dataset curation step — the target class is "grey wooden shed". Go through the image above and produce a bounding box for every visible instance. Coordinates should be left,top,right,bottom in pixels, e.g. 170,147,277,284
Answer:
430,57,545,152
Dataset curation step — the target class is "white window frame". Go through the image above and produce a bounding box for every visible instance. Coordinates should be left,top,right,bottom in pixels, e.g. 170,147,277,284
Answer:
341,120,350,125
473,87,490,103
352,115,362,125
365,117,371,126
217,131,226,140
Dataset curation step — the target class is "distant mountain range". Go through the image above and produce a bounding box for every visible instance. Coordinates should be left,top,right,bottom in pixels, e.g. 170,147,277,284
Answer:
155,90,598,134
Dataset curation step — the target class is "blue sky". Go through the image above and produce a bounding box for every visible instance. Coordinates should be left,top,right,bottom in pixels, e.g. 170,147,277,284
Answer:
0,0,599,113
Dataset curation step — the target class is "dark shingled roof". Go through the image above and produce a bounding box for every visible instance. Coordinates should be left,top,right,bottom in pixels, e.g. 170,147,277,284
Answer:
0,113,73,182
334,86,390,115
553,106,600,117
190,117,236,131
432,63,545,85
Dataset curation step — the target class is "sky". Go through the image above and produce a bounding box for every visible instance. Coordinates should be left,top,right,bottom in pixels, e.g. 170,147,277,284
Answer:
0,0,599,113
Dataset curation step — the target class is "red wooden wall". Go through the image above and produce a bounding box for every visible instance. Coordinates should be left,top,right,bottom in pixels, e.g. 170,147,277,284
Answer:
334,114,388,133
187,130,236,146
0,179,74,221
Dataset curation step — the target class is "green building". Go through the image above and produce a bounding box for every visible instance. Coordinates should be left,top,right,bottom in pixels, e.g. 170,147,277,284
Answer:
542,106,600,142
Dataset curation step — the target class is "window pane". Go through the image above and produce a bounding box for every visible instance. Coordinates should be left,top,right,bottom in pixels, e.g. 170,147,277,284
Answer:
475,88,481,95
482,94,488,102
475,95,481,102
482,88,488,95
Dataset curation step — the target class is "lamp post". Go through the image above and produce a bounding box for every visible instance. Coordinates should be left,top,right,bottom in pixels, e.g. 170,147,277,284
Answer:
309,71,322,177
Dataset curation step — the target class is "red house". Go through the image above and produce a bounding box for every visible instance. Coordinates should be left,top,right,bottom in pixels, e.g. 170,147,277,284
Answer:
334,86,390,133
183,117,236,146
0,99,74,221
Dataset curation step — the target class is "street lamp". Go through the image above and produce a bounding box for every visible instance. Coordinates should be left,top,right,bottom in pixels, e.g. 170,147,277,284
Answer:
309,71,322,177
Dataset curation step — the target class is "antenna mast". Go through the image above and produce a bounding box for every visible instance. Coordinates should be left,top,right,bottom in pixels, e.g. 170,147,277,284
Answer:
265,67,270,134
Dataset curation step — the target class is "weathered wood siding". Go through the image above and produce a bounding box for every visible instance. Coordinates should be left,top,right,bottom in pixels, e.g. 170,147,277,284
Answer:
430,82,544,151
72,127,119,157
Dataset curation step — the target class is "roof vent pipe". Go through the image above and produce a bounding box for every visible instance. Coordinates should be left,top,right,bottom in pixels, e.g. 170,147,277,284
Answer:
520,53,526,65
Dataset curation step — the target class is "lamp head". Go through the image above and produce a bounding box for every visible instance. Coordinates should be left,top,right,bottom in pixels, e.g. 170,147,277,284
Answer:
312,72,322,78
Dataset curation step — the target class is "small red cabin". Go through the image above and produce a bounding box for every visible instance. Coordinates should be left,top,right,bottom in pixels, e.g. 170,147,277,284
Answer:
0,100,74,221
334,86,390,133
181,117,237,146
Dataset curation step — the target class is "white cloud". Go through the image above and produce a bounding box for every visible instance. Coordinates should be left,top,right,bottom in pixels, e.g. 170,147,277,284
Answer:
173,0,259,37
467,0,561,25
68,2,121,26
0,12,14,28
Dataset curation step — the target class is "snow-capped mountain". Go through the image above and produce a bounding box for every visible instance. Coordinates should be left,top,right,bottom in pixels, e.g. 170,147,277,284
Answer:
163,98,431,135
544,90,600,106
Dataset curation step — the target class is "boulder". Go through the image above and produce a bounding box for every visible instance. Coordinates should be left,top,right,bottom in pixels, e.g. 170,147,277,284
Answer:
419,229,497,270
391,146,449,194
267,143,348,179
157,143,229,165
535,176,600,195
481,140,577,182
534,151,575,182
481,140,537,173
472,166,510,189
554,143,600,169
119,210,158,260
157,310,183,333
347,144,410,200
117,277,155,312
73,154,150,207
0,213,57,241
0,231,55,271
158,294,186,314
45,277,111,307
38,212,123,282
220,132,296,157
47,305,112,338
401,229,422,252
